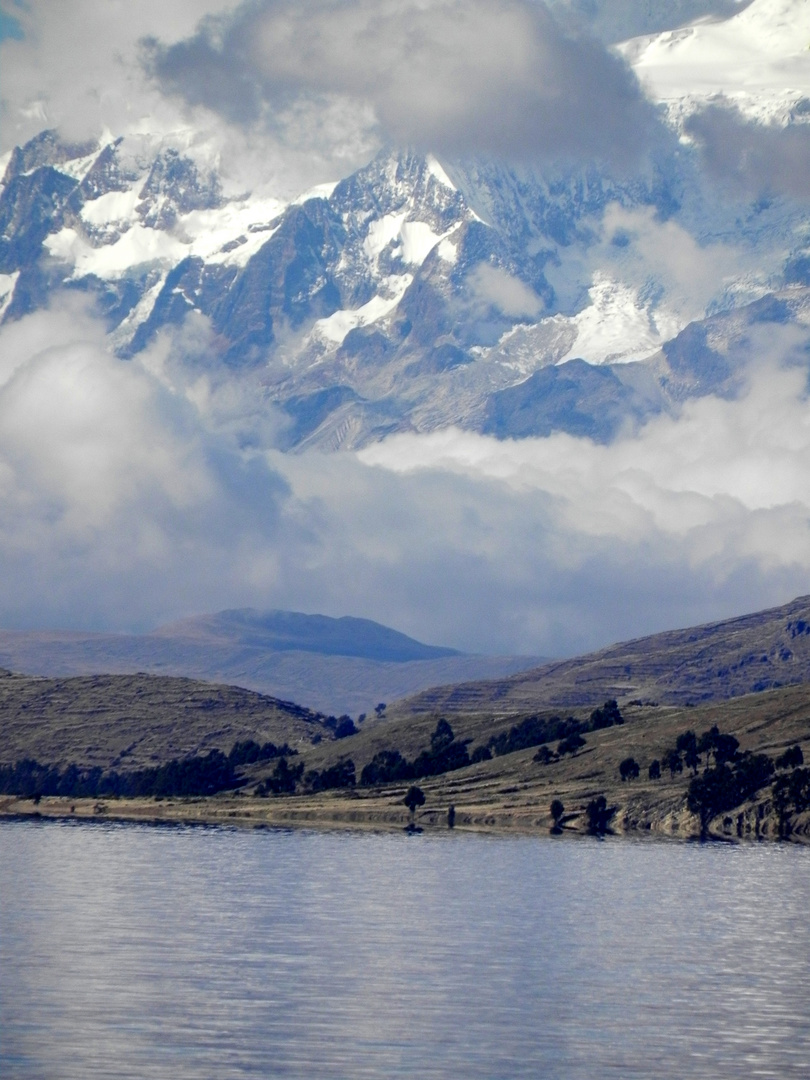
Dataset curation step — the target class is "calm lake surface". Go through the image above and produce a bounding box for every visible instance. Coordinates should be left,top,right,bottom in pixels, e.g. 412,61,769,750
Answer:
1,820,809,1079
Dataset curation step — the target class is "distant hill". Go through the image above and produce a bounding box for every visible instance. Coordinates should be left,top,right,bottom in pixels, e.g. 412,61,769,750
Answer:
0,609,540,717
0,671,325,770
154,609,462,662
392,594,810,715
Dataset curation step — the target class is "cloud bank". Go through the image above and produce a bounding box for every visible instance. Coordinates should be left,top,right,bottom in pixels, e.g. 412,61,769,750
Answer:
0,0,377,196
0,303,809,657
146,0,658,167
685,104,810,201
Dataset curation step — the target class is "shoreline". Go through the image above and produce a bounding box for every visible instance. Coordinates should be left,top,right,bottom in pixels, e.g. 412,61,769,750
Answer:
3,794,808,844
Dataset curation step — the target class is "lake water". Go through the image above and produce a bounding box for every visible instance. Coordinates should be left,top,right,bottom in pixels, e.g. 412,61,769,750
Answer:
1,820,809,1079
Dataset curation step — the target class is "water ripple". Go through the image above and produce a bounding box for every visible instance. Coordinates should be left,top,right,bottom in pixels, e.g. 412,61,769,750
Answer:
1,822,809,1079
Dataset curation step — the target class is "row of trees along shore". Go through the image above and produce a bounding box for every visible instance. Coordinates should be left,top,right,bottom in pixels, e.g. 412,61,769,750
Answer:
2,705,805,836
0,702,623,802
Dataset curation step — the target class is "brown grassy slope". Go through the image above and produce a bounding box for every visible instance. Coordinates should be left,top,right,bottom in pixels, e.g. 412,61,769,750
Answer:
392,594,810,716
0,671,325,769
276,682,810,782
11,683,809,841
240,682,810,838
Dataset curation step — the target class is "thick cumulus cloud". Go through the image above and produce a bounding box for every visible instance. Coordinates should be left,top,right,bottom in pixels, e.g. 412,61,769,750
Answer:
0,0,241,149
2,302,810,656
147,0,658,167
685,104,810,201
0,0,376,196
0,303,291,630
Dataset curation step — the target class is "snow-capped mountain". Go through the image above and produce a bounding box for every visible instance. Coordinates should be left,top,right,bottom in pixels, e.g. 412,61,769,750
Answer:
3,0,810,450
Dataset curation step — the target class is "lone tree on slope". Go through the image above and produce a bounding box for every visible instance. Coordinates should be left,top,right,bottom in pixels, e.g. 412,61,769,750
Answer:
404,785,426,820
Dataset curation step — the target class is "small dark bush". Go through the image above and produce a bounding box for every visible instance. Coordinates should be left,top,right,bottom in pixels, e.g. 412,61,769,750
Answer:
306,759,356,791
590,700,624,730
557,733,585,757
334,716,357,739
431,718,455,753
619,757,640,781
470,745,492,764
776,745,804,770
404,786,426,815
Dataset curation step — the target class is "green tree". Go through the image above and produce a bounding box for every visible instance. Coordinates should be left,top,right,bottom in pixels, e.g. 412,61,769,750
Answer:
334,716,357,739
776,745,804,770
590,700,624,730
558,733,586,757
431,718,455,753
404,785,426,819
662,749,683,778
550,799,564,826
676,731,700,775
586,795,614,835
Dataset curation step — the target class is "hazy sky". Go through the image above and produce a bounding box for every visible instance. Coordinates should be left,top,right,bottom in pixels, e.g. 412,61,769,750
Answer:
1,0,810,656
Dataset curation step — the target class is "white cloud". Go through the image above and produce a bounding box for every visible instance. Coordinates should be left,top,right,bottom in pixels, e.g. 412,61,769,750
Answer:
148,0,659,168
0,0,376,197
469,264,545,318
0,303,808,659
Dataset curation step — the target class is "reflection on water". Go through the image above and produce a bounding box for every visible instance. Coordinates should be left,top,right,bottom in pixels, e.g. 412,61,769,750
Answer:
1,820,809,1079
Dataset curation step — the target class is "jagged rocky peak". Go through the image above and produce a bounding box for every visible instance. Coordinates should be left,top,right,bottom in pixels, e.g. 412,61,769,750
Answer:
136,148,223,229
1,129,97,185
332,149,466,229
79,140,138,201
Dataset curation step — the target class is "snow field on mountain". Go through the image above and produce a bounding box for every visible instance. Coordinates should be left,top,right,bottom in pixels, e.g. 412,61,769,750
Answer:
556,274,681,366
622,0,810,115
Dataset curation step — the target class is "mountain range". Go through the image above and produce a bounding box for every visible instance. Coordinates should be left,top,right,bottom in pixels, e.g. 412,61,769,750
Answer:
3,0,810,451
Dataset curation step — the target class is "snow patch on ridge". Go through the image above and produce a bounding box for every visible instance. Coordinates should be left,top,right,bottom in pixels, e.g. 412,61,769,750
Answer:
179,197,286,266
0,272,19,322
51,193,288,279
55,147,102,182
315,274,413,344
426,155,456,191
556,274,682,366
364,213,458,265
80,187,141,228
45,225,187,280
364,213,407,259
110,276,167,350
399,221,445,264
294,181,339,205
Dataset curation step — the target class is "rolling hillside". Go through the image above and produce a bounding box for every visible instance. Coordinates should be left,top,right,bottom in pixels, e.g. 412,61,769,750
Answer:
393,594,810,716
